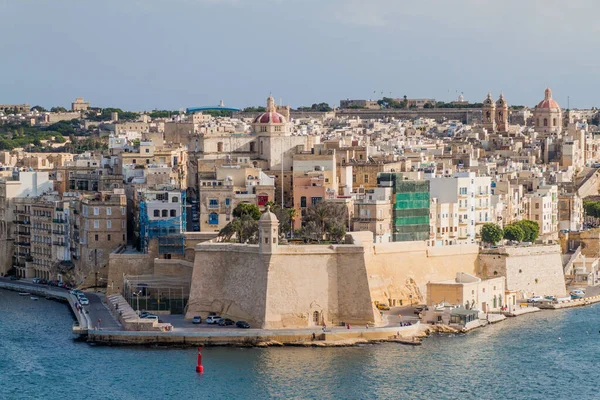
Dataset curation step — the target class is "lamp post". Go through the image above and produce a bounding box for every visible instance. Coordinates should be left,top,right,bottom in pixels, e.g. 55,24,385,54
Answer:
133,290,142,313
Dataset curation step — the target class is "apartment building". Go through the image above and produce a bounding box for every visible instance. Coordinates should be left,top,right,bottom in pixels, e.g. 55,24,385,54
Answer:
427,172,492,243
352,187,392,243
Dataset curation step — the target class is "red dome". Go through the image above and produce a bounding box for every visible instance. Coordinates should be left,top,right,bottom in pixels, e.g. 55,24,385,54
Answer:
536,99,561,109
253,112,286,124
536,88,560,109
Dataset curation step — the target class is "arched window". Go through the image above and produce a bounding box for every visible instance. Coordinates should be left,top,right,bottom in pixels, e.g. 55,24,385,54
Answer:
313,311,320,324
544,118,548,127
552,118,556,126
260,141,264,155
162,209,168,217
217,142,223,152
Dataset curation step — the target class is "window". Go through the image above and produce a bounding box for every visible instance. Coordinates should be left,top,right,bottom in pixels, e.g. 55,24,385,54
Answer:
162,210,168,217
121,207,126,215
95,234,98,241
154,210,160,217
145,148,149,153
122,220,126,228
172,196,178,203
94,220,99,229
170,210,176,217
352,175,357,183
107,220,112,229
364,174,369,184
106,207,112,216
225,198,231,207
544,118,548,127
123,234,126,241
209,199,218,209
94,207,99,216
459,187,467,195
300,196,307,208
553,118,556,126
107,234,111,241
208,213,219,225
311,197,322,206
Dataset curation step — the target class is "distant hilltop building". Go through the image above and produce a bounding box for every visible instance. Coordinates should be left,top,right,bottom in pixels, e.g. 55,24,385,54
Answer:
0,104,30,113
71,97,90,112
340,99,379,109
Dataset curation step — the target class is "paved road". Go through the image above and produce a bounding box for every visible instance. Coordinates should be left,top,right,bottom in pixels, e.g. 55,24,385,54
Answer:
85,292,121,330
0,277,121,331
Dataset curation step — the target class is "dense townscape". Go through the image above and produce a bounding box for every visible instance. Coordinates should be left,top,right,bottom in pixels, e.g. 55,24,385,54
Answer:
1,89,599,338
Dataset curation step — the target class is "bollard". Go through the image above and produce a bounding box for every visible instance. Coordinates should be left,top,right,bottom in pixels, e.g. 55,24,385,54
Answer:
196,347,204,374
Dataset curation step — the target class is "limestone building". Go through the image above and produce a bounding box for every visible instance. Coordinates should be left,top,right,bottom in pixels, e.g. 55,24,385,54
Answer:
534,88,562,135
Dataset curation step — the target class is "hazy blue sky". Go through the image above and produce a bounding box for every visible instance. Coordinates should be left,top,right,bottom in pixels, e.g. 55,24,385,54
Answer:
1,0,599,110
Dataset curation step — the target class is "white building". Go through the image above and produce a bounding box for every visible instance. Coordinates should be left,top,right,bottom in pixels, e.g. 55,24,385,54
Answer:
427,172,492,243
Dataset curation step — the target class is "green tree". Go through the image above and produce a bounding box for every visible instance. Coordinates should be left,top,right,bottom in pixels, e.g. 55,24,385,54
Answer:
265,201,296,237
50,106,67,113
31,105,47,112
584,200,600,218
513,220,539,242
302,201,348,243
481,223,503,245
233,203,261,220
503,224,525,242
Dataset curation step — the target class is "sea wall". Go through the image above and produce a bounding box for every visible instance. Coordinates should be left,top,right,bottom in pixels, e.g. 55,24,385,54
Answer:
186,232,480,329
478,245,567,298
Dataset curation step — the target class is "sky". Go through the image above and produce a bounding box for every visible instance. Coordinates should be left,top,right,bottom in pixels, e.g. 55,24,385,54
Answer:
1,0,600,111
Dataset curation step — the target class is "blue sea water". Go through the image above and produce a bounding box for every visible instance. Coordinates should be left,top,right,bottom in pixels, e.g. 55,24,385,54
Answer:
1,288,599,400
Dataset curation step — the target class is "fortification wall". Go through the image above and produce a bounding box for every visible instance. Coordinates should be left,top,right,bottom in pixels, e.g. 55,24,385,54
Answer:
187,233,481,329
478,245,566,298
364,238,480,306
185,245,269,327
106,252,153,296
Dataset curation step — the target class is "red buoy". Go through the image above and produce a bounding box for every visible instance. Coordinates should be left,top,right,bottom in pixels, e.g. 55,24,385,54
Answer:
196,347,204,374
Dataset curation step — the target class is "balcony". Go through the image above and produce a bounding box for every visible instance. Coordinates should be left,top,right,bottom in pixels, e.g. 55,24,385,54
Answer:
52,230,65,235
53,219,66,224
53,242,66,246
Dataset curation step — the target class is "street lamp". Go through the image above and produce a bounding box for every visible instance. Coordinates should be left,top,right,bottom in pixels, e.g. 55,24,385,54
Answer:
132,290,142,313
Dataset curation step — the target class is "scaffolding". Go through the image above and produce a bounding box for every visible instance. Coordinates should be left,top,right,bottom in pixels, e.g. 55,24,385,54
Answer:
139,191,186,254
123,274,190,314
379,173,431,242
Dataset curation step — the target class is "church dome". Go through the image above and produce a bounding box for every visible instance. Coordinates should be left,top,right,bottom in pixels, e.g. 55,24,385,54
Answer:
253,95,286,124
536,88,560,109
253,112,286,124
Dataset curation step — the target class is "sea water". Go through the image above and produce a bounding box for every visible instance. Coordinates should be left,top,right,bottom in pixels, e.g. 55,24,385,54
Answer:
1,289,599,400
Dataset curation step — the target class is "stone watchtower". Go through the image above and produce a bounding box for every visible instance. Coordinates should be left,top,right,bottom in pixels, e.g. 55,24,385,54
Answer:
495,93,509,133
259,206,279,254
482,92,496,133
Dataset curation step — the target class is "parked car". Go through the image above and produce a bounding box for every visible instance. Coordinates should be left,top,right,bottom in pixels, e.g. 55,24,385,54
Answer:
39,279,48,285
236,321,250,329
79,297,89,305
57,282,67,288
218,318,235,326
570,289,586,299
142,315,158,321
192,316,202,324
528,296,544,303
9,275,20,280
32,278,40,284
376,303,390,311
139,312,153,318
70,289,82,296
48,280,59,286
206,316,222,324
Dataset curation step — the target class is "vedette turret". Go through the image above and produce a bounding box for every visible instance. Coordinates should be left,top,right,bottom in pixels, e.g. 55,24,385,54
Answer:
258,205,279,254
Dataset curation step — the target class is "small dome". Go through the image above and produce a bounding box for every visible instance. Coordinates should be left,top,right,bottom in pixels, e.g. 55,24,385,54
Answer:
253,112,286,124
259,205,279,223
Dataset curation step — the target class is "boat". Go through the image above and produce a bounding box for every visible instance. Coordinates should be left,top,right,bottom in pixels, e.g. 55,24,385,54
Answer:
18,292,31,296
30,296,39,301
